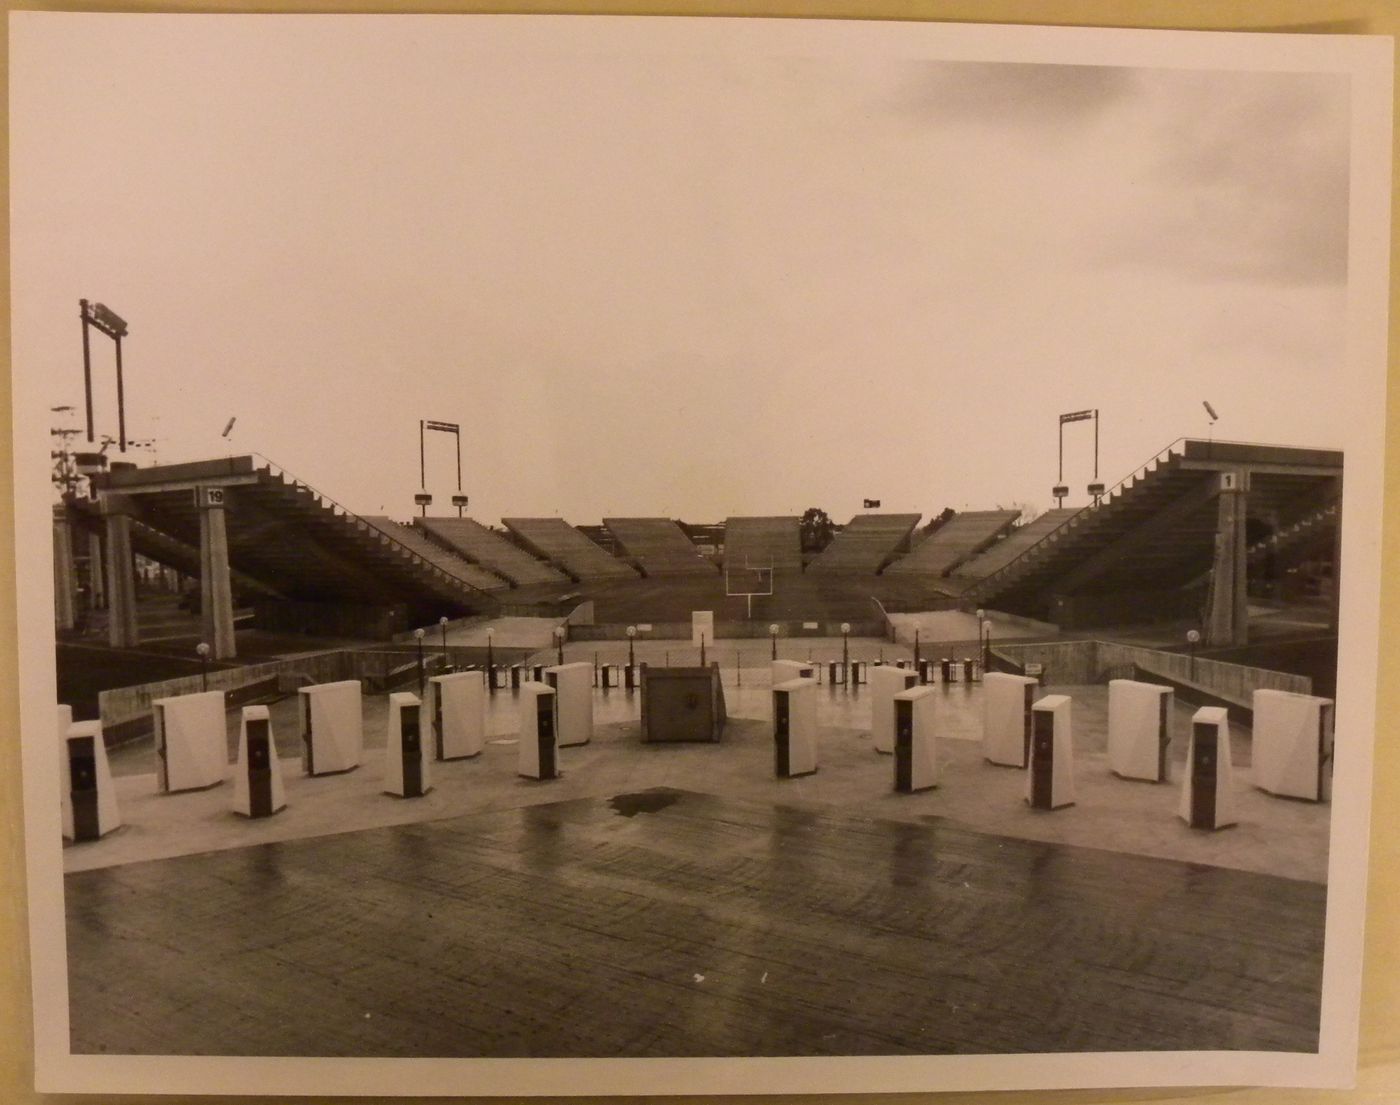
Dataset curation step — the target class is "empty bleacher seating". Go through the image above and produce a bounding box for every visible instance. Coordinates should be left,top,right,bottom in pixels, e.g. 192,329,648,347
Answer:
361,517,510,593
723,516,802,571
883,510,1020,577
501,518,639,582
808,513,921,574
604,518,717,577
418,517,569,587
950,508,1080,580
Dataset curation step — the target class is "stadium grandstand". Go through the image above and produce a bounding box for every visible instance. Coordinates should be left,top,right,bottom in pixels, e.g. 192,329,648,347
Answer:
417,516,570,587
807,513,921,574
723,516,802,571
948,507,1081,581
883,509,1020,578
603,517,717,577
360,516,509,594
500,517,639,583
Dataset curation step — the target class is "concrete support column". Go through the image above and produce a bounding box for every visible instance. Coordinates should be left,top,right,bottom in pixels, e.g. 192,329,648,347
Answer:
102,498,139,648
87,530,105,609
52,509,77,631
197,486,237,660
1206,470,1249,648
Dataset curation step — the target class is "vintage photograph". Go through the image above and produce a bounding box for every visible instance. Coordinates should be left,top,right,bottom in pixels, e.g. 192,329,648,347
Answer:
8,12,1391,1097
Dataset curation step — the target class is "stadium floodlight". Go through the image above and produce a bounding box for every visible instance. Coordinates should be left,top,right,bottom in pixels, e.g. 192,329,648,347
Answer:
420,418,467,515
78,298,131,450
1055,408,1100,508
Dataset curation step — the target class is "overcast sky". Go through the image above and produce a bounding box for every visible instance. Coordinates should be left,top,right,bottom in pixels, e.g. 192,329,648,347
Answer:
11,16,1353,526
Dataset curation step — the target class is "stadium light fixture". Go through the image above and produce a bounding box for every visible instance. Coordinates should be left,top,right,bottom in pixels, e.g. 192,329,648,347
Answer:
78,299,130,451
420,419,468,516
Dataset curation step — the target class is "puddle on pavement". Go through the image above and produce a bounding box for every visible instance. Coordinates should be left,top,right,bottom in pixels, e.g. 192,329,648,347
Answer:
607,791,682,818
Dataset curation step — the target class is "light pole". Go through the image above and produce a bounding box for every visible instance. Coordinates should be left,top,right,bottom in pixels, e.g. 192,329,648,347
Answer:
196,641,210,691
913,627,920,670
420,419,468,517
414,628,425,695
841,623,850,685
769,623,780,660
554,625,565,666
439,615,450,671
1187,628,1201,682
627,625,636,670
981,619,993,675
699,633,706,667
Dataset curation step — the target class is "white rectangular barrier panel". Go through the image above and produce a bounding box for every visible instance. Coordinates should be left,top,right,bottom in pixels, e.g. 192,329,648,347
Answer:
545,662,594,748
871,665,918,754
1180,706,1237,830
771,659,815,686
893,686,939,793
984,672,1038,767
519,683,559,780
772,677,818,778
1107,679,1174,782
384,692,431,798
61,720,121,841
1028,694,1075,810
429,670,486,761
232,705,286,818
299,680,363,776
1253,689,1335,801
152,689,228,793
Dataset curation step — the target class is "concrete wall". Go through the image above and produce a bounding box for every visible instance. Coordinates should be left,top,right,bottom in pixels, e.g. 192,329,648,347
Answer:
992,639,1311,712
254,598,409,640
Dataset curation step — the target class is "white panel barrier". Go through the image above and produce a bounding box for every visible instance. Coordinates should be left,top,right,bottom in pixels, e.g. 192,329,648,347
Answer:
772,678,818,778
892,685,939,793
1027,694,1075,810
299,680,363,776
152,689,228,793
545,662,594,748
1252,689,1334,802
771,659,816,686
1180,706,1237,830
62,720,121,842
232,705,287,818
871,665,918,755
383,692,431,798
983,672,1038,768
519,683,559,780
429,670,486,761
1107,679,1174,782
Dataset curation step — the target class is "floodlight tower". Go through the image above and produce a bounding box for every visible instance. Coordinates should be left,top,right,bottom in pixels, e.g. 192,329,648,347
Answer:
78,300,130,451
1054,408,1102,506
418,419,469,517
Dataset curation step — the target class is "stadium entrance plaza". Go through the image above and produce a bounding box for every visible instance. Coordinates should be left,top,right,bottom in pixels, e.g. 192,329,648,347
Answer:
65,629,1329,1058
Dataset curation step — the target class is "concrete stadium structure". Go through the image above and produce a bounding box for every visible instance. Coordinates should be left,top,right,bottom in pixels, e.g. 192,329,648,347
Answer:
50,437,1343,1061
